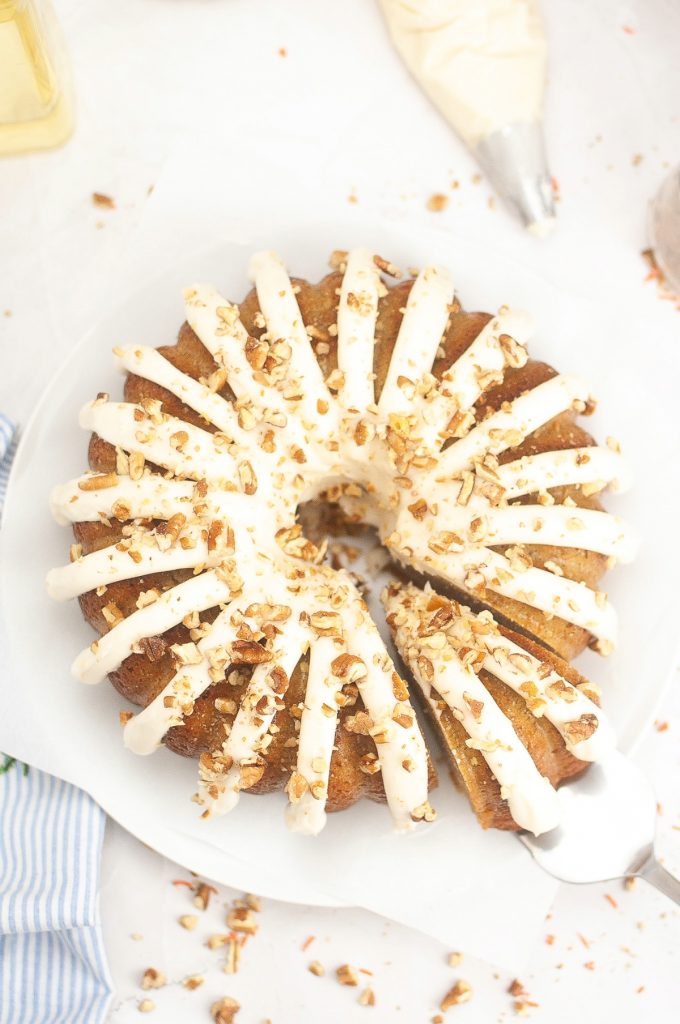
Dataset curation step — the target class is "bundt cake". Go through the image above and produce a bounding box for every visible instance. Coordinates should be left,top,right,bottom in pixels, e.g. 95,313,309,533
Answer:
47,247,634,836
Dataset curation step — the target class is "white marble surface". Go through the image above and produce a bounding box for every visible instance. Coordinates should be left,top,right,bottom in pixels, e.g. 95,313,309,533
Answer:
1,0,679,1020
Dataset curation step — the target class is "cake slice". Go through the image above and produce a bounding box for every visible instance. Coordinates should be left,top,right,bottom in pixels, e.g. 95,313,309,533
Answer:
384,581,615,834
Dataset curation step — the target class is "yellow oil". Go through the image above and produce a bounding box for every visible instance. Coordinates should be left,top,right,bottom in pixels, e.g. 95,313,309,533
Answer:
0,0,73,155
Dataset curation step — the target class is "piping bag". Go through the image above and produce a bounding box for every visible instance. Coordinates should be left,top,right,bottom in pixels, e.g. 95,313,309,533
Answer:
379,0,556,235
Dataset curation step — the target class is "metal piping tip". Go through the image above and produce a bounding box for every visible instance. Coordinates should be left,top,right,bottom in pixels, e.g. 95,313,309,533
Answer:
475,122,556,236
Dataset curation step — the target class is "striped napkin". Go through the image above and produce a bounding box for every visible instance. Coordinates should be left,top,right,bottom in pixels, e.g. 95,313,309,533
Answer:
0,415,113,1024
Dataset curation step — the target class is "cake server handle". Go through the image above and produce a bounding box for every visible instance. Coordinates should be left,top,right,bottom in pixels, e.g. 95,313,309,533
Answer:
636,852,680,905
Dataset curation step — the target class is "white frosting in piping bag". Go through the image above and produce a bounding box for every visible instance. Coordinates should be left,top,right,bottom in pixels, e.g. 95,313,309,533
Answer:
48,247,633,834
379,0,555,231
379,0,546,147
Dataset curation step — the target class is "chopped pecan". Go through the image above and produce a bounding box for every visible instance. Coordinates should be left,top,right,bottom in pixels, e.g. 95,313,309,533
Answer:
230,640,272,664
138,635,167,662
211,997,240,1024
331,653,367,681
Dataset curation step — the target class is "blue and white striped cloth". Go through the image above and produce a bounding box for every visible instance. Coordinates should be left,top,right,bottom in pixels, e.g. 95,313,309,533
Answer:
0,415,113,1024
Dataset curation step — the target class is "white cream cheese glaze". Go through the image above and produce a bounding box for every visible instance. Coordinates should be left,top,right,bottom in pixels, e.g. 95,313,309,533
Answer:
336,247,381,410
47,247,632,834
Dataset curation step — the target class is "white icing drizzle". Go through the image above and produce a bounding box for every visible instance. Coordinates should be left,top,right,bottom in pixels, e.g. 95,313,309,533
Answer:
385,583,561,835
285,635,343,835
50,474,195,524
115,345,243,439
79,401,236,482
206,625,309,816
428,503,636,561
407,543,618,643
435,373,590,477
47,523,215,602
496,446,632,498
184,278,334,467
336,248,381,411
123,601,254,755
442,308,533,405
378,264,455,414
183,284,271,407
346,596,430,830
249,250,334,430
48,245,634,835
73,570,231,684
479,632,616,761
420,308,533,447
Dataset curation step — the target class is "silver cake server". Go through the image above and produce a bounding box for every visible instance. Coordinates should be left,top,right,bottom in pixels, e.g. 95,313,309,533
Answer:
518,750,680,902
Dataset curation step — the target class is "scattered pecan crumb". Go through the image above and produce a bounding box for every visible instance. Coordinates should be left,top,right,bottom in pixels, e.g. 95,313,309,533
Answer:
141,968,165,990
545,934,555,945
604,893,618,909
336,964,359,987
245,892,262,912
508,979,527,997
182,974,204,990
427,193,449,213
193,882,217,910
308,960,324,977
447,952,463,967
301,935,316,952
137,1000,155,1014
178,914,198,930
358,986,376,1007
440,979,472,1010
223,936,241,975
211,997,240,1023
227,906,258,935
92,192,115,209
278,46,287,57
655,720,669,732
584,961,596,970
513,999,539,1016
